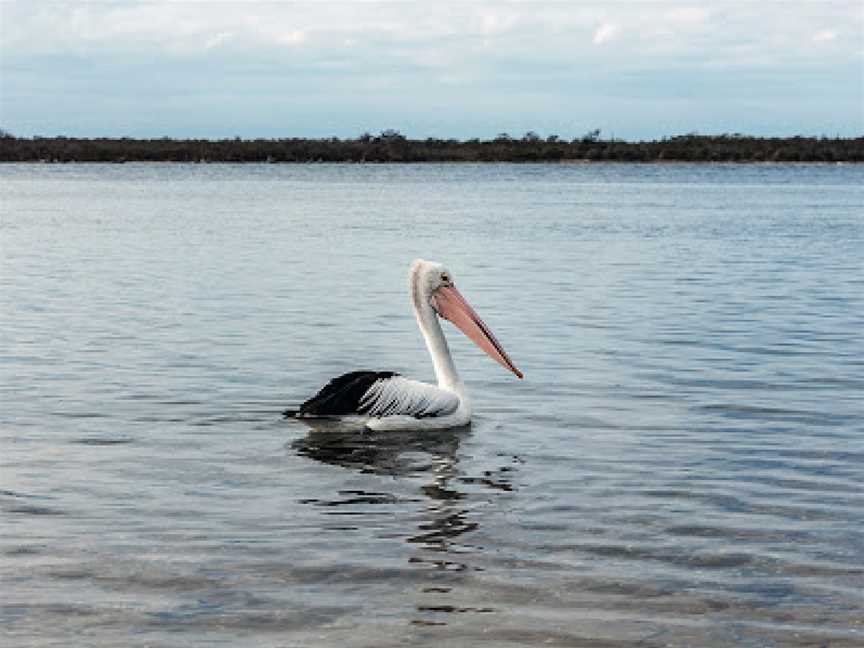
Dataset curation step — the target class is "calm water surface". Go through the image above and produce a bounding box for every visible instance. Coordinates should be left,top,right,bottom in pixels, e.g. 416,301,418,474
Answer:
1,163,862,647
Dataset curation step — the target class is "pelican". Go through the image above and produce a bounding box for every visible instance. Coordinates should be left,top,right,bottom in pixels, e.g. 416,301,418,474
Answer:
284,259,522,431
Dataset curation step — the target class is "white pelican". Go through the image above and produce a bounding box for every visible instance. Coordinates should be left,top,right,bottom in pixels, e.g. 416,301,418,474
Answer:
285,259,522,431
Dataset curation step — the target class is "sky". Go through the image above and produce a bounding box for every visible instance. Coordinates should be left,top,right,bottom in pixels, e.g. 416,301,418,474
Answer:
1,1,862,140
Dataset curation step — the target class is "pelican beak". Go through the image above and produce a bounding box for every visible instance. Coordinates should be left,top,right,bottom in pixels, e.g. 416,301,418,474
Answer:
432,285,523,379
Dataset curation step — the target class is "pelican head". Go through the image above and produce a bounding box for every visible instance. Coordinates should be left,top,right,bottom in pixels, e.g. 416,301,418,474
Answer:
409,259,523,379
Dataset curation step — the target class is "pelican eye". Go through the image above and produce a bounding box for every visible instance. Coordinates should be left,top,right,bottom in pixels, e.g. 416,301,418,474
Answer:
440,273,450,283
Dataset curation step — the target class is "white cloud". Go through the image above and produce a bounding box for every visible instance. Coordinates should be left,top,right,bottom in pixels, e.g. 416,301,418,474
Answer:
277,30,306,46
666,7,711,26
478,9,518,35
204,32,232,50
592,22,619,45
2,1,861,62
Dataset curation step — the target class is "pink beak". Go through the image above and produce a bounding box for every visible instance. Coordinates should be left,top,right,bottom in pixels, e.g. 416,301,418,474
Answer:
431,285,523,379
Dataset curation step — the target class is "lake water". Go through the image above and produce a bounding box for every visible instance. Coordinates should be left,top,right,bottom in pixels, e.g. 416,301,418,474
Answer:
1,162,862,647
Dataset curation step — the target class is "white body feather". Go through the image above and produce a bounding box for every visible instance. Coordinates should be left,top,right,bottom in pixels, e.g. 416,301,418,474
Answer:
362,376,470,431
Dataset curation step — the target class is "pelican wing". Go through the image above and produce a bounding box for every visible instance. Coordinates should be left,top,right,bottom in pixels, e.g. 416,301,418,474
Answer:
360,376,460,418
292,371,394,417
291,371,459,419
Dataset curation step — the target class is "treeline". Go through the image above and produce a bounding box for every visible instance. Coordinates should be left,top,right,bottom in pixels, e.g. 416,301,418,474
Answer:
1,129,862,163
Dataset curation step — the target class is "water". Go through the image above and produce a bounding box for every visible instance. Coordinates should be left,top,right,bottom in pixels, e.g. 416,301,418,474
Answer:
1,162,862,647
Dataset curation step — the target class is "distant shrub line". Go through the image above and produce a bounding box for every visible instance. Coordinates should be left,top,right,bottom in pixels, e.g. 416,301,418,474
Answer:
1,130,861,163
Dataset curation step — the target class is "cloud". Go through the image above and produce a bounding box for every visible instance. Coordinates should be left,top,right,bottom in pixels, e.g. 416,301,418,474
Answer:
1,1,862,138
592,22,619,44
2,2,860,61
478,9,518,35
204,32,232,50
277,30,306,46
666,7,711,25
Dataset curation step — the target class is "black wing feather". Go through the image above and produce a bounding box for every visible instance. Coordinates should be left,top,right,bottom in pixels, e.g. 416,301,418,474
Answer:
286,371,398,418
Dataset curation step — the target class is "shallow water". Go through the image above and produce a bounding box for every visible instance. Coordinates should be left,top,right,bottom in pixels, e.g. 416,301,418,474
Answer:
1,162,862,647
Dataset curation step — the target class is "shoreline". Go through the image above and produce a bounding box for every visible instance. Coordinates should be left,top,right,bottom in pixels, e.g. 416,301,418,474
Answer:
1,159,860,165
2,134,861,164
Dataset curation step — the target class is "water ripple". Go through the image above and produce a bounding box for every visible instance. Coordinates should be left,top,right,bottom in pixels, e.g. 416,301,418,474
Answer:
2,162,862,647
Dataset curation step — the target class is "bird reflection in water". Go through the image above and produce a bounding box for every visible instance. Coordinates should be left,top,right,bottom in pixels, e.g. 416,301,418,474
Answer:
289,420,519,625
